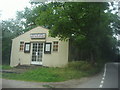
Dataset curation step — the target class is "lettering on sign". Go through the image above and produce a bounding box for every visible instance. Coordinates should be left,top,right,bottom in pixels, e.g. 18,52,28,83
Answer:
30,33,46,39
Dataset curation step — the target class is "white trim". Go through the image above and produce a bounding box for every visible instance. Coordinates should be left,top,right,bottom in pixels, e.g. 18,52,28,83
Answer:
31,42,44,65
31,61,42,65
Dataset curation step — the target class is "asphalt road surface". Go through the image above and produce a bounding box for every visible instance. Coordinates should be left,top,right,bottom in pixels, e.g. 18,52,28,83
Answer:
76,62,119,88
1,78,45,88
1,62,119,89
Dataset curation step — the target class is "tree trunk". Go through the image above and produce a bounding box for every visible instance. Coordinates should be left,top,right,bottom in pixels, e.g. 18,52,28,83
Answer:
90,51,95,64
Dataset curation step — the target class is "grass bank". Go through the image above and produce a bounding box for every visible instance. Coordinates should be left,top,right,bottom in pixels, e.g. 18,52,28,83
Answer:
2,61,103,82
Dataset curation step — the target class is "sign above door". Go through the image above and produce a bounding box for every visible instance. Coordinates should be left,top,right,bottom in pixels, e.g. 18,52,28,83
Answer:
30,33,46,39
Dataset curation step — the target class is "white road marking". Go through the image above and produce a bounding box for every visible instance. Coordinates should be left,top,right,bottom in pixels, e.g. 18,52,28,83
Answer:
99,84,103,88
101,81,104,83
99,64,107,88
113,62,119,65
103,64,106,77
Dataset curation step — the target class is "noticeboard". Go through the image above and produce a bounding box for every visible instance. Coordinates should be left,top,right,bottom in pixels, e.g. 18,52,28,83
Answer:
30,33,46,39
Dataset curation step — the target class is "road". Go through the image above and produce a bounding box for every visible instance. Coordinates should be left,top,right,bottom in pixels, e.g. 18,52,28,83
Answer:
1,78,45,88
1,62,119,89
75,62,119,88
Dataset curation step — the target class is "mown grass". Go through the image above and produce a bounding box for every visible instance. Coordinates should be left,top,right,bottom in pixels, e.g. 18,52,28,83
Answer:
2,61,103,82
1,65,12,70
0,65,13,78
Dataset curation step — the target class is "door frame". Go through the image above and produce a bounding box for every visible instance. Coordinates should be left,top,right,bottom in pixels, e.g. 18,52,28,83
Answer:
31,42,44,65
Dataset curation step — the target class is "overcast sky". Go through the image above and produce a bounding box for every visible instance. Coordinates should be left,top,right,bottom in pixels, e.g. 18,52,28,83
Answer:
0,0,119,21
0,0,31,20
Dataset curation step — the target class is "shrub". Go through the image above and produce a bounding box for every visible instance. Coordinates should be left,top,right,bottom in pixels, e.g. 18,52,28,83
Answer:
67,61,93,71
80,63,93,71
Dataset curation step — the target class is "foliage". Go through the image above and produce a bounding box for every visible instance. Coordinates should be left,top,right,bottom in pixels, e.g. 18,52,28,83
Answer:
2,61,102,82
2,19,24,38
67,61,93,70
118,40,120,47
2,37,12,64
34,2,119,62
2,2,120,64
2,19,23,64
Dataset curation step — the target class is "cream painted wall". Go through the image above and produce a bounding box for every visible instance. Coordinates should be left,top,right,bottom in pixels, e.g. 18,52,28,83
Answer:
43,41,69,67
10,26,69,67
10,40,19,66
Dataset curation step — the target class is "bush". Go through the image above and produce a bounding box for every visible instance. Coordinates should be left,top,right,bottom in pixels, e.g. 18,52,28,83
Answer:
67,61,93,71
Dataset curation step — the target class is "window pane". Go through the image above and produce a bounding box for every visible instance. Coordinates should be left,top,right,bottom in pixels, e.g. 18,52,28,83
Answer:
53,41,58,51
45,44,50,51
19,41,24,51
25,44,30,51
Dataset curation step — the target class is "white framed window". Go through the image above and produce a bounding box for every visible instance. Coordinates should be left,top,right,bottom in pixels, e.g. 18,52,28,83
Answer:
24,43,31,53
44,43,52,54
53,41,58,51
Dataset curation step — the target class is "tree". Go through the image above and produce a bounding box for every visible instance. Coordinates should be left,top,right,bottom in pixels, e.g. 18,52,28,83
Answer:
34,2,119,63
2,2,119,64
16,6,42,32
2,19,23,64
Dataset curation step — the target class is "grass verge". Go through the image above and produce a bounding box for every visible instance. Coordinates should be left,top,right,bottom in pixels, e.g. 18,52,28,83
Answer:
2,61,103,82
1,65,12,70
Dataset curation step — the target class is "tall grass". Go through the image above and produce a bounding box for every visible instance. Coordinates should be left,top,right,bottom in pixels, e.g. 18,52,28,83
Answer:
2,61,103,82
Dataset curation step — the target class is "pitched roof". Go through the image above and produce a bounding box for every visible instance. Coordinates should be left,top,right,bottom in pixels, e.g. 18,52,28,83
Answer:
12,26,49,40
